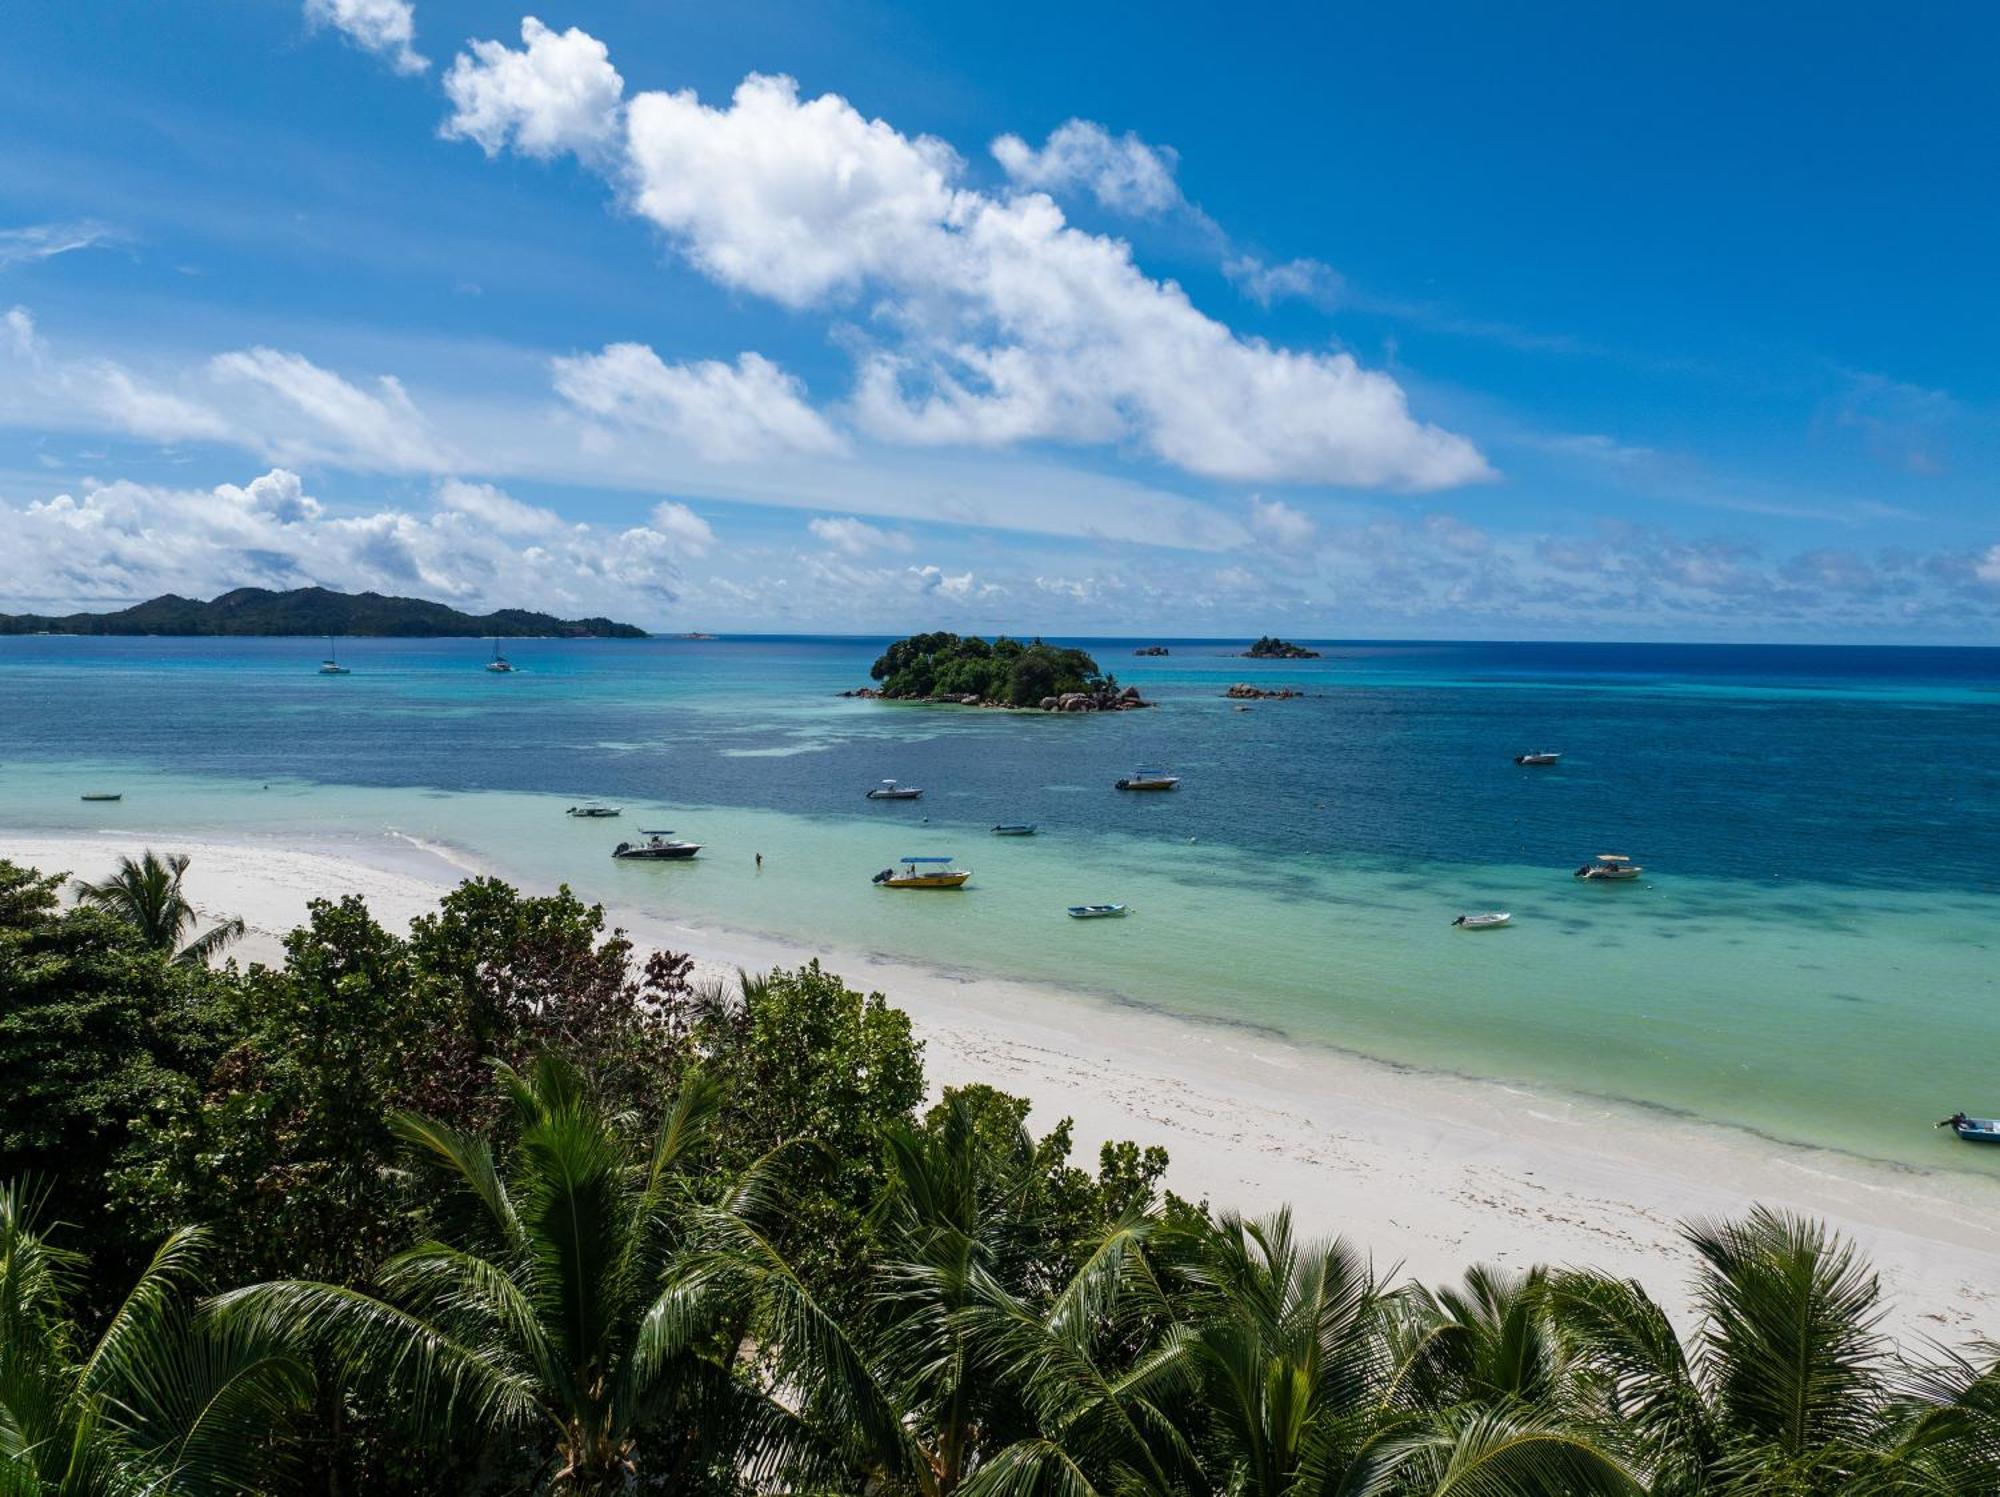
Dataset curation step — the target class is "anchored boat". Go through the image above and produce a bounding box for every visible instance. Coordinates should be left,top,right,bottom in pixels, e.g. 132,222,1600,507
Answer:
80,793,122,802
1067,904,1127,919
991,823,1037,836
872,856,970,889
1452,912,1512,929
484,639,516,673
567,805,621,818
1514,751,1560,766
1575,854,1643,881
612,831,701,860
1114,768,1180,792
866,779,924,800
318,635,351,675
1937,1113,2000,1143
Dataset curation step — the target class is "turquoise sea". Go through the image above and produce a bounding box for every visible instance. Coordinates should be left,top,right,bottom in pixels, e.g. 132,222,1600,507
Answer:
2,635,1997,1175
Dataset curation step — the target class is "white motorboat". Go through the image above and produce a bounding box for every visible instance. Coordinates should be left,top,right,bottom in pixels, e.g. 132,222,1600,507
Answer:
1067,904,1128,919
567,805,621,818
1452,911,1512,930
1114,768,1180,792
1514,751,1560,766
1575,854,1643,881
866,779,924,800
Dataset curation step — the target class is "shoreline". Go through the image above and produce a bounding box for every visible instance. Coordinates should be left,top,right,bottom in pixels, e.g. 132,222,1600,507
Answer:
6,824,1998,1346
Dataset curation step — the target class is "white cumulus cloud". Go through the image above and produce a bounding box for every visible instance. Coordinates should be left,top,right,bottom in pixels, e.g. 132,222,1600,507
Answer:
1247,496,1316,548
0,470,710,621
442,16,624,159
304,0,427,75
441,34,1487,491
551,343,844,461
210,347,451,470
808,514,910,556
990,119,1182,216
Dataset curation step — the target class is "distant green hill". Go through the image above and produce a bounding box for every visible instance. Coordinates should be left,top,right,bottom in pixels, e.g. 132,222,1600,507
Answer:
0,587,649,638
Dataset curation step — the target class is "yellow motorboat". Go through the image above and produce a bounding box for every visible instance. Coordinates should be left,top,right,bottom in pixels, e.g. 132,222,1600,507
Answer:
873,856,971,889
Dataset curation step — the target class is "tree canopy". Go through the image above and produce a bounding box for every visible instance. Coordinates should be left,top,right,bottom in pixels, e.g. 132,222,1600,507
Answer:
3,852,1998,1496
869,632,1108,706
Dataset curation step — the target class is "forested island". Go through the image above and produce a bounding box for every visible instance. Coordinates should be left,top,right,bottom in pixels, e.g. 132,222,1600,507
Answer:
0,586,648,638
2,849,1996,1494
849,631,1151,710
1243,635,1322,659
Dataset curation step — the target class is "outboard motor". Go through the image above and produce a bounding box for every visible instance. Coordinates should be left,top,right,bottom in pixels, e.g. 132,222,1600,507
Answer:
872,868,893,884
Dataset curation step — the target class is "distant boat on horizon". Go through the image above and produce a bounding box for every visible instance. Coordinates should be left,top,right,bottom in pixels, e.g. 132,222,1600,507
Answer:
485,638,516,673
318,635,350,675
866,779,923,800
1115,768,1180,792
1515,750,1560,765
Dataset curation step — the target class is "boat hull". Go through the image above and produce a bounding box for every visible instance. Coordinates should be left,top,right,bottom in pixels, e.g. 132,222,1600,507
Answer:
80,794,121,802
613,843,700,860
1114,779,1179,792
1453,913,1512,929
1576,867,1642,881
1515,753,1560,765
866,789,923,800
1067,904,1127,918
991,824,1037,835
1952,1120,2000,1143
879,872,971,888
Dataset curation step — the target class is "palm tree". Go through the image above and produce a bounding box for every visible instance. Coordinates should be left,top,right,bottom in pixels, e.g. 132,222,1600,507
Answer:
208,1055,850,1492
1549,1206,2000,1494
0,1181,307,1495
71,851,244,966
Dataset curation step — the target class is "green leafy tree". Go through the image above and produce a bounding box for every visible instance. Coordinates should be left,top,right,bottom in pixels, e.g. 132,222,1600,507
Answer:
211,1056,848,1494
0,862,228,1299
0,1181,308,1496
870,634,1105,706
71,852,245,967
1549,1207,2000,1495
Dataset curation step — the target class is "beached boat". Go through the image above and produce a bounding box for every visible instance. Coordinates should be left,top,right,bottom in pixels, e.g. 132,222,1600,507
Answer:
1937,1113,2000,1143
1575,854,1643,881
866,779,923,800
612,832,700,860
567,805,621,818
80,793,122,802
872,856,970,889
319,635,351,675
1067,903,1127,919
1114,769,1180,792
485,639,516,673
1452,911,1512,929
991,823,1037,836
1514,751,1560,765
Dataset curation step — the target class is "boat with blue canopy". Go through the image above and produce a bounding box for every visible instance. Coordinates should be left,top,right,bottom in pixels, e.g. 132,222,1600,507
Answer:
873,856,970,889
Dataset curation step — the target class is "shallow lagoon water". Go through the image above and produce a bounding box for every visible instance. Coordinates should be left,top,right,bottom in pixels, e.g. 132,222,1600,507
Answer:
2,634,1996,1174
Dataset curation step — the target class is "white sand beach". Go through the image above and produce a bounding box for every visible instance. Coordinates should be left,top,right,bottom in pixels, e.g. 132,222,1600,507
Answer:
9,827,1998,1347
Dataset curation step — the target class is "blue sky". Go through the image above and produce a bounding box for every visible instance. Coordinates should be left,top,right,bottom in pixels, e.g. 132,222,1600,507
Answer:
1,0,1995,640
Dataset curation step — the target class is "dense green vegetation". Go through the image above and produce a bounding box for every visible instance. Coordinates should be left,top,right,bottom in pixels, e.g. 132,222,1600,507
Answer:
869,632,1108,705
0,586,648,637
1243,636,1321,659
4,850,1999,1494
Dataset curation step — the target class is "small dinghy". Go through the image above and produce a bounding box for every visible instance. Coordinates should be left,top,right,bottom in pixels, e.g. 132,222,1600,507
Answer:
1452,911,1512,930
1067,904,1128,919
80,793,122,802
991,823,1037,836
1937,1113,2000,1144
567,805,621,818
866,779,924,800
1515,751,1561,766
612,832,701,860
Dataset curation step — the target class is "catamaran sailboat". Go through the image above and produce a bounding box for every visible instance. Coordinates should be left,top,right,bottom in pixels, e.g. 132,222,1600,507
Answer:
485,639,516,673
318,636,350,675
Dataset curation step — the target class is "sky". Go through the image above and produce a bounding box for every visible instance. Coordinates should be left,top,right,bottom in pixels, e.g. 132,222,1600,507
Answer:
1,0,1996,641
